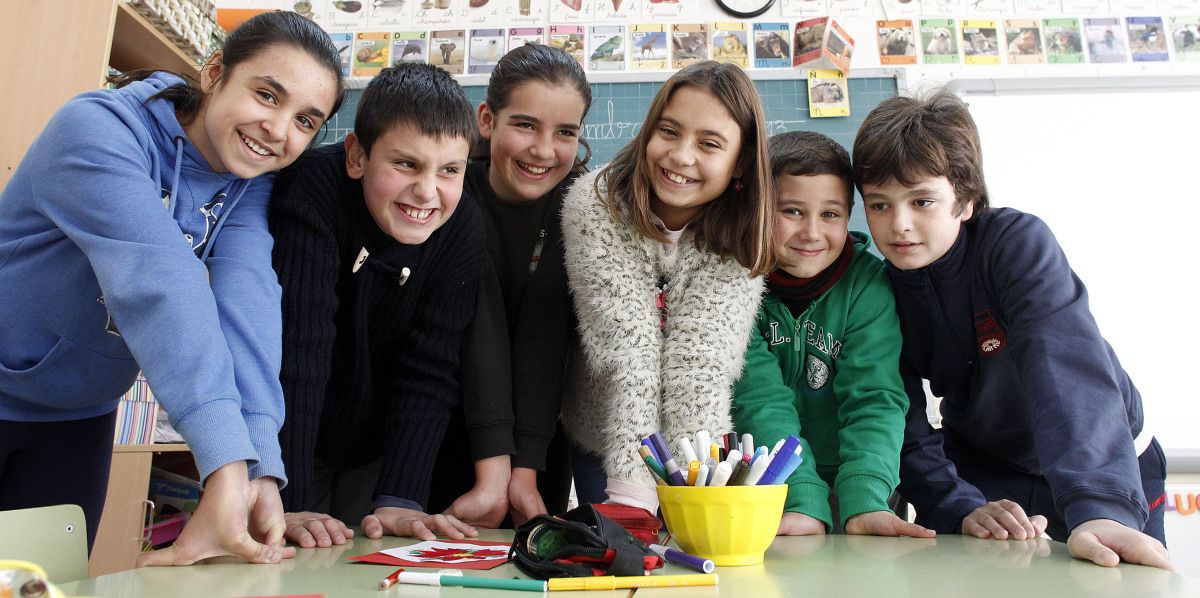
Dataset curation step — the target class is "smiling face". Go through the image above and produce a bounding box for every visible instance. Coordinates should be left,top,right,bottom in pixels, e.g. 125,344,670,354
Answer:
347,122,471,245
644,85,743,230
478,80,586,204
774,174,850,279
862,175,973,270
187,44,338,179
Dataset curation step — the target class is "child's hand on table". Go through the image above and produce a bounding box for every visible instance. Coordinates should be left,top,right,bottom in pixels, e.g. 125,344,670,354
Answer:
507,467,548,526
778,512,826,536
962,500,1047,540
363,507,478,540
1067,518,1172,570
846,511,936,537
443,455,512,528
283,512,354,547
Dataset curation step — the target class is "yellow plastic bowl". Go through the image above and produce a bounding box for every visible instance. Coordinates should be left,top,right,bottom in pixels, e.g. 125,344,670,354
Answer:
657,484,786,566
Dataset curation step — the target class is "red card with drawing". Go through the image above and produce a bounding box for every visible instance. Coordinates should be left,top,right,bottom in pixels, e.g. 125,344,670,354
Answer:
348,539,512,570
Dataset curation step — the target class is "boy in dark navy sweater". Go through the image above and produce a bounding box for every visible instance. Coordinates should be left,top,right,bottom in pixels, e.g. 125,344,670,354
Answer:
852,91,1170,570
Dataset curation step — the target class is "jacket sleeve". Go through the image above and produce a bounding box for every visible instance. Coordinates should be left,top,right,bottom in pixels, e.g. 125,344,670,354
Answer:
732,312,832,530
459,256,517,462
829,266,908,525
897,357,987,533
989,215,1146,532
27,94,256,483
375,202,486,508
269,161,343,511
204,175,287,484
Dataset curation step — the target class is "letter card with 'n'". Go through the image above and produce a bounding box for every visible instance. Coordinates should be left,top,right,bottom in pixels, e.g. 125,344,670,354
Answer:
808,69,849,118
349,539,513,570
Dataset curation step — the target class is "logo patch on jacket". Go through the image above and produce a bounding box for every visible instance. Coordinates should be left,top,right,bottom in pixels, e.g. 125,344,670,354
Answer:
974,308,1006,354
806,355,830,390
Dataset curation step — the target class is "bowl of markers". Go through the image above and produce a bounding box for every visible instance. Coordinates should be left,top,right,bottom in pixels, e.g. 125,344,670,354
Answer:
641,431,804,566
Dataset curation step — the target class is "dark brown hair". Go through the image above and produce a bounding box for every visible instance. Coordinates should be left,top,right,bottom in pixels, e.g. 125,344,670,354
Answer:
851,90,989,218
472,43,592,172
768,131,854,210
596,61,774,276
354,63,475,156
114,11,346,130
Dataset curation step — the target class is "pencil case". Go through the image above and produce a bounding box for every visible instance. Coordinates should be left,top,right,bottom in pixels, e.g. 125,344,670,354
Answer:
510,504,663,579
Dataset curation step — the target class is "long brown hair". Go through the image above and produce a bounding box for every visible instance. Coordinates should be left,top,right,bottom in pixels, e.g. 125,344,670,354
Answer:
596,61,773,276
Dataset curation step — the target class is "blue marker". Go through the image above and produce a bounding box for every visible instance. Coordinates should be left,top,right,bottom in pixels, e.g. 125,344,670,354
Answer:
758,435,801,485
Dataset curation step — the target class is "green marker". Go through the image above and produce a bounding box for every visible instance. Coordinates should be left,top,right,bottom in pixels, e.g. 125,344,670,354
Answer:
393,570,546,592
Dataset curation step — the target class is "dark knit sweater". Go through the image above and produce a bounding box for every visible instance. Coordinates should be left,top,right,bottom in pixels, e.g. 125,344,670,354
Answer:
270,144,485,511
459,159,576,470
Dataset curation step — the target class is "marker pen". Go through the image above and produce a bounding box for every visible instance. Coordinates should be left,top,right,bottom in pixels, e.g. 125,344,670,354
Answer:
743,451,772,485
741,433,754,457
728,454,751,485
758,435,801,485
725,448,742,466
649,544,716,574
686,460,700,486
709,461,733,486
696,462,709,487
695,431,711,461
679,438,699,466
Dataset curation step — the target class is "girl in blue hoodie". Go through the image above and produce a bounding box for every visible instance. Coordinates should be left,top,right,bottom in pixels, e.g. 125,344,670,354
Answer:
0,12,344,566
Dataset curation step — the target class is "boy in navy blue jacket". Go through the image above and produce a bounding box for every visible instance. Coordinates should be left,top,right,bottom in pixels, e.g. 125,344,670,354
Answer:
852,91,1171,570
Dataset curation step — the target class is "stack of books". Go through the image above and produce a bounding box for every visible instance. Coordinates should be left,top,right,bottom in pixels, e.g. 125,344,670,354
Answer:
113,372,158,445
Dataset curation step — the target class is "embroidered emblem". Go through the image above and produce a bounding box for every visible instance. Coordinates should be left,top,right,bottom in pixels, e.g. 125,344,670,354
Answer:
974,308,1006,354
806,354,829,390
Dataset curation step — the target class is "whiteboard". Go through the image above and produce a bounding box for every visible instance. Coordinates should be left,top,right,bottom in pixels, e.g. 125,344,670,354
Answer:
948,77,1200,470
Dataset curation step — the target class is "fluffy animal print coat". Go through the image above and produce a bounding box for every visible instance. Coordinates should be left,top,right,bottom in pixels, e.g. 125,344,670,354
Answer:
560,170,764,486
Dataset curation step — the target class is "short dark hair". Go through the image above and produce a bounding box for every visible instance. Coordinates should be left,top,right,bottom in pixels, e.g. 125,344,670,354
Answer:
117,11,346,127
473,43,593,171
768,131,854,210
851,90,989,218
354,63,477,156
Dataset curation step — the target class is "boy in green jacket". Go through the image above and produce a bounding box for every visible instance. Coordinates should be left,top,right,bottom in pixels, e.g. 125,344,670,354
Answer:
732,132,934,537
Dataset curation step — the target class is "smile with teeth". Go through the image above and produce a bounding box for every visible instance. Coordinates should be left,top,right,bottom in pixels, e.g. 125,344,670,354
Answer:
661,168,696,185
239,132,272,157
400,205,434,220
518,161,552,175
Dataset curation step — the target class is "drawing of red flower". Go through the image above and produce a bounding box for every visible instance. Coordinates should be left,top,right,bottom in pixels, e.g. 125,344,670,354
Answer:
410,546,509,561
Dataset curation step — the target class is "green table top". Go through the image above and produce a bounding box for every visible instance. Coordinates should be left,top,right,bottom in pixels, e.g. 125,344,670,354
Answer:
61,531,1199,598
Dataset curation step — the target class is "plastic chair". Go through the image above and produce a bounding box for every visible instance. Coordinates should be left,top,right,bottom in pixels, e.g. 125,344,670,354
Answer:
0,504,89,583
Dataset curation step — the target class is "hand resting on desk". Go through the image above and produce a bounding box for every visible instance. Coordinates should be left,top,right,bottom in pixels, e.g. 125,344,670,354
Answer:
442,455,512,528
507,467,548,527
283,512,355,547
962,499,1047,541
363,507,478,541
137,462,296,566
845,511,936,537
777,512,827,535
1067,518,1172,571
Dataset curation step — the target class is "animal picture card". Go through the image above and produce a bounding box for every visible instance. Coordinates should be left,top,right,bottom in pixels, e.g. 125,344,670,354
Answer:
644,0,682,19
631,24,668,70
392,31,428,65
1005,19,1046,64
594,0,641,22
921,18,960,64
414,0,457,28
329,32,353,77
808,69,849,118
469,28,505,74
367,0,412,27
550,0,594,22
780,0,827,19
754,22,792,68
877,20,918,64
712,22,749,66
1085,17,1128,62
1044,18,1085,63
509,26,545,51
920,0,965,16
1014,0,1061,15
1169,17,1200,61
325,0,368,28
549,25,587,67
672,24,710,69
589,24,628,70
348,539,513,570
962,19,1001,64
827,0,872,18
1062,0,1109,13
1127,16,1169,61
793,18,828,66
431,29,467,74
353,32,391,77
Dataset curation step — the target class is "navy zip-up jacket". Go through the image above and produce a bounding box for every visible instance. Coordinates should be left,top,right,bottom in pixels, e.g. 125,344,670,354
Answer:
889,208,1147,535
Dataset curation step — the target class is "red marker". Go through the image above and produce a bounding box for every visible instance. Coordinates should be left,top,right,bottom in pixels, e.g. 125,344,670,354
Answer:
378,567,405,590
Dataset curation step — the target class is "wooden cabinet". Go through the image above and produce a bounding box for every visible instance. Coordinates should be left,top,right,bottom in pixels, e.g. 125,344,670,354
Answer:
0,0,199,189
89,443,192,577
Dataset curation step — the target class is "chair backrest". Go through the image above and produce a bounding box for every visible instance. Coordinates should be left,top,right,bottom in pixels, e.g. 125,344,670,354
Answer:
0,504,89,582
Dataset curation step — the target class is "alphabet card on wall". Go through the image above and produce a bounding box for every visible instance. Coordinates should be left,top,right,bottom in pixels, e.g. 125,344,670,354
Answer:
550,25,587,66
781,0,827,19
594,0,641,22
808,69,849,118
551,0,595,22
712,22,750,66
645,0,683,20
878,19,918,64
631,24,668,69
349,539,513,570
589,24,628,70
324,0,368,28
431,29,467,73
961,19,1001,64
368,0,412,27
753,22,793,67
1005,19,1046,64
1044,17,1085,62
415,0,459,29
506,0,549,27
392,31,428,65
469,28,506,73
1168,16,1200,61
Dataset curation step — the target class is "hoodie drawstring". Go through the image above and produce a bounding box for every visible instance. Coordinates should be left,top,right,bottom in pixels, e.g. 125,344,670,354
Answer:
167,136,185,214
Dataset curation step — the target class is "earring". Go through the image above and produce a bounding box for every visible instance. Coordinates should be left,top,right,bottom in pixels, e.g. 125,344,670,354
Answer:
732,178,745,192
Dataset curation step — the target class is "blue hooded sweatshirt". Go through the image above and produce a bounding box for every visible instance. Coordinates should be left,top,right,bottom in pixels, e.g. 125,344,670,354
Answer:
0,72,286,485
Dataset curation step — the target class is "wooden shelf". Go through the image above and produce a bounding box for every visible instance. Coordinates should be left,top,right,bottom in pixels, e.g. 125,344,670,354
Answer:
110,2,201,80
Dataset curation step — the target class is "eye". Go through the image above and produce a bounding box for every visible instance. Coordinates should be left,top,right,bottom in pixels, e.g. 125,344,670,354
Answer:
867,202,889,212
296,115,315,130
440,165,461,175
821,210,841,219
701,140,721,150
913,199,933,208
658,126,677,137
515,122,535,130
780,207,802,216
557,129,578,138
392,160,416,170
256,90,277,105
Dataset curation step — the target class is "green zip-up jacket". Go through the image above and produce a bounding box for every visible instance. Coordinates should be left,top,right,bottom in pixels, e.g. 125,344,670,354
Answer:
732,234,907,530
